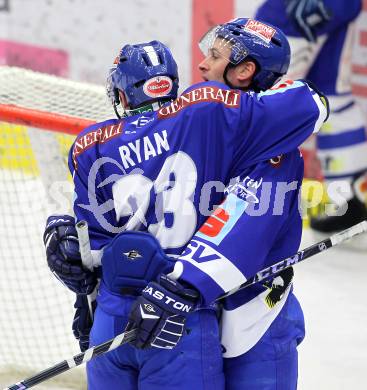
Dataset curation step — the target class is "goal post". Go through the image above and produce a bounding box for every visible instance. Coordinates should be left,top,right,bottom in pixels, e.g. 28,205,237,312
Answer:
0,103,94,134
0,66,115,132
0,66,114,388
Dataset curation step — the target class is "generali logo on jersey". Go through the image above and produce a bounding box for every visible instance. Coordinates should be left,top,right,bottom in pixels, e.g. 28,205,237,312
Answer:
244,19,276,43
143,76,172,98
72,122,123,169
158,86,240,118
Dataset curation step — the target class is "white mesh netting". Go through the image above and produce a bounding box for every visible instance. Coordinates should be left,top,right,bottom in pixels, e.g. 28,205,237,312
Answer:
0,66,118,389
0,66,115,123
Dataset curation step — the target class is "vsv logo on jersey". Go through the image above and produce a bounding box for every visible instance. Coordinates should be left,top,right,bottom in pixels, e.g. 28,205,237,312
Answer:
178,239,247,294
180,239,223,262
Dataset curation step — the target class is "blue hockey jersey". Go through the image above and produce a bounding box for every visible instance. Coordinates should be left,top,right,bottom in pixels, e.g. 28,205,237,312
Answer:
69,79,327,357
69,80,326,263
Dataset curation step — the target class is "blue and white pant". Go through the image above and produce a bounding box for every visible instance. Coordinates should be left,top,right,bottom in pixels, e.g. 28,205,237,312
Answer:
87,285,224,390
88,284,304,390
223,293,305,390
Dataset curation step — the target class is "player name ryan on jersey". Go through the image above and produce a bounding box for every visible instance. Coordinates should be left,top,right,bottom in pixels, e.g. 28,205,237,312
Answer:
118,130,170,169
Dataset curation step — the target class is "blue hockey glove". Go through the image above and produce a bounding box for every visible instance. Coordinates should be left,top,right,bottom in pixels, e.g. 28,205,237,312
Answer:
126,274,199,349
285,0,332,42
72,295,96,352
43,215,97,295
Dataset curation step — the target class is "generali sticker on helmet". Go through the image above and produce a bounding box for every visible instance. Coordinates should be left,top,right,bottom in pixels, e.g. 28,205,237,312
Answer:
243,19,276,44
143,76,173,98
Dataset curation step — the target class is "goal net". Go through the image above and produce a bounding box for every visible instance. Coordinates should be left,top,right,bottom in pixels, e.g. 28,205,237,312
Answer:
0,66,115,389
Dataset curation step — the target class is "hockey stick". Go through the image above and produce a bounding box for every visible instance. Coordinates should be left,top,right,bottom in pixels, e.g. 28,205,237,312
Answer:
75,220,97,319
219,219,367,299
3,329,137,390
75,220,94,272
4,220,367,390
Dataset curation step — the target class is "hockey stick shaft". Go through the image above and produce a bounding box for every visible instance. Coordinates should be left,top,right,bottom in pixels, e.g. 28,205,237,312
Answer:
76,220,97,319
218,220,367,300
3,329,137,390
75,220,94,272
5,220,367,389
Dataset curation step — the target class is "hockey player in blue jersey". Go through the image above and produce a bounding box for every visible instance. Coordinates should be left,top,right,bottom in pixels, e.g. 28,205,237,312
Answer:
256,0,367,234
161,18,319,389
44,20,328,389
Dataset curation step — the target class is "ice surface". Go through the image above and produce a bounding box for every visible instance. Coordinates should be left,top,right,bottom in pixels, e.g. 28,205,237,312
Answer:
296,230,367,390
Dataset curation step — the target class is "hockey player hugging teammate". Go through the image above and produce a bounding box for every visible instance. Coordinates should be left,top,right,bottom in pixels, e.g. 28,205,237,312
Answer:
44,19,329,390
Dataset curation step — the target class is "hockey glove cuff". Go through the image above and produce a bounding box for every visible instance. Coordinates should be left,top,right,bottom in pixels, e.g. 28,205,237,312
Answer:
126,274,199,350
43,215,97,295
72,295,96,352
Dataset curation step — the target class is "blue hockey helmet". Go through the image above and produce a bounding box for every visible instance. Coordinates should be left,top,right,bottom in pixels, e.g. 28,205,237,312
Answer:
199,18,291,91
107,40,179,116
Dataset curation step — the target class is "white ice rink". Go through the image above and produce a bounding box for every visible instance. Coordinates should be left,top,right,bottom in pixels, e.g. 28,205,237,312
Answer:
296,230,367,390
